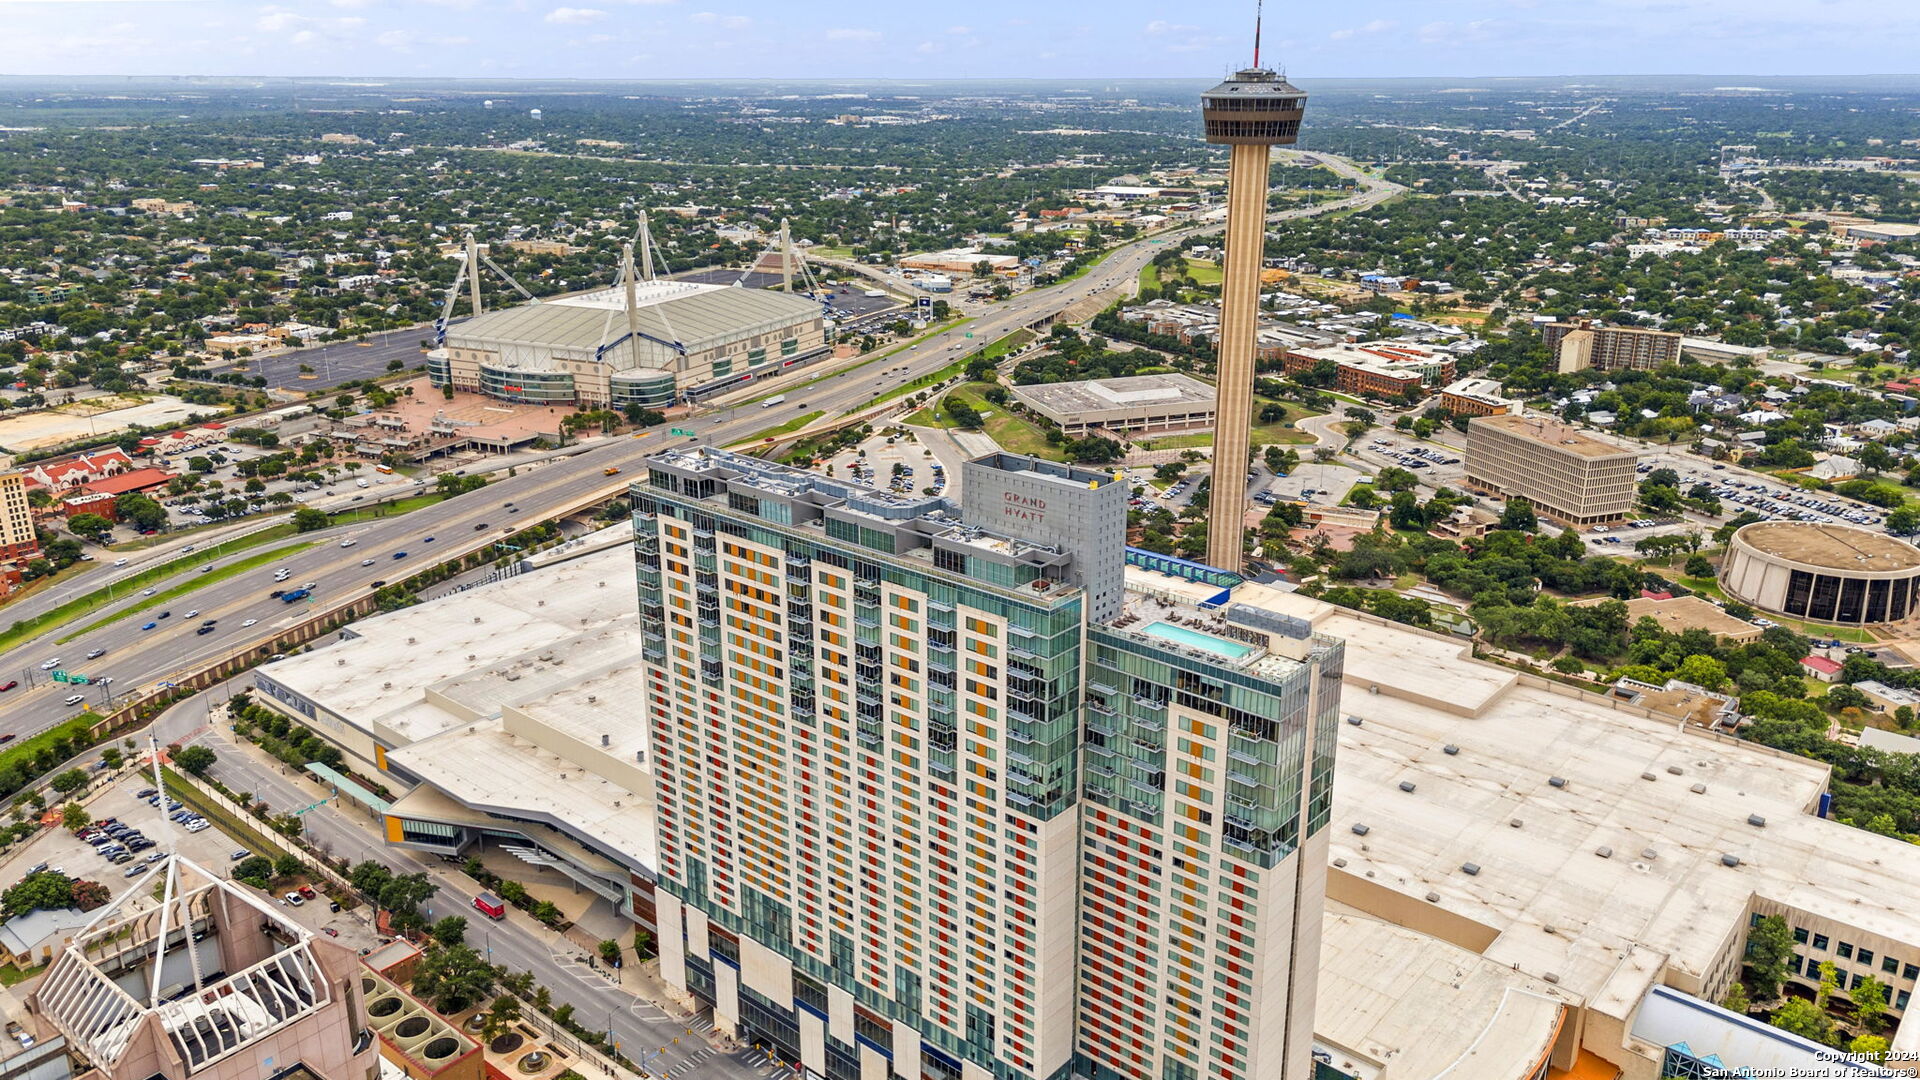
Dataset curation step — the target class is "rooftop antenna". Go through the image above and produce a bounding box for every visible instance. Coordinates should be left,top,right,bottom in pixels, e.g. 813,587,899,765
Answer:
1253,0,1264,69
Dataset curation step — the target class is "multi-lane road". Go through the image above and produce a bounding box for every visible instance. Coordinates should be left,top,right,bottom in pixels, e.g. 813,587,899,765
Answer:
0,150,1399,742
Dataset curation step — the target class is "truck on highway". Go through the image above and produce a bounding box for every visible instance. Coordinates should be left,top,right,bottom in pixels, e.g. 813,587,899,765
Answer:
279,588,311,604
762,394,787,409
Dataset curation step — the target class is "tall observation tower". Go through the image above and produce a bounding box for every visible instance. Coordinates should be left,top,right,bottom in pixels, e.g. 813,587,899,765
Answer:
1202,5,1306,571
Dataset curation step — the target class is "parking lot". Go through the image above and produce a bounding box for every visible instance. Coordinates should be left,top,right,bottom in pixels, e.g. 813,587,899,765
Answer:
1259,461,1365,508
820,427,950,498
1638,453,1890,530
1355,435,1467,490
3,777,254,907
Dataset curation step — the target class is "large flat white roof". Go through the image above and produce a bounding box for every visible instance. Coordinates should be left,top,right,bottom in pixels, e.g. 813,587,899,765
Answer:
1228,584,1920,1025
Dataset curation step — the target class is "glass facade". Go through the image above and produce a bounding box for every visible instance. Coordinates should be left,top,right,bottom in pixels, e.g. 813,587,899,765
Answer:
479,364,575,404
1780,568,1915,625
426,354,451,387
611,369,678,408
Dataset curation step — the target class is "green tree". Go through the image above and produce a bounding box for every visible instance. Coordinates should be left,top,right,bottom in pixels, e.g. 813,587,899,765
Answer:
272,852,304,880
431,915,469,947
1817,960,1840,1010
479,994,521,1046
66,513,110,537
1745,914,1796,996
61,802,90,831
233,856,274,886
174,745,217,776
1675,654,1729,692
1851,974,1890,1033
598,939,622,966
292,508,330,532
1498,499,1537,533
1684,553,1714,579
411,944,496,1014
114,494,168,532
1769,996,1832,1043
2,871,72,918
1849,1034,1890,1062
531,899,561,925
48,769,87,794
1721,979,1749,1014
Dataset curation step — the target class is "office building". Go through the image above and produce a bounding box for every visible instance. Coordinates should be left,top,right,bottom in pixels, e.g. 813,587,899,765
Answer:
1280,343,1455,400
1465,413,1639,526
1545,319,1682,373
1722,521,1920,625
433,279,828,408
1010,373,1217,436
1200,55,1307,570
29,856,380,1080
633,447,1340,1080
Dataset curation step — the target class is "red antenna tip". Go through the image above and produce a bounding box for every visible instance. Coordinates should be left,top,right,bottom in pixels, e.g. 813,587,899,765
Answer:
1253,0,1264,69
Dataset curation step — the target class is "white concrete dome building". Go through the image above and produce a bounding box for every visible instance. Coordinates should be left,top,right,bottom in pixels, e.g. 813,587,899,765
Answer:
1722,521,1920,625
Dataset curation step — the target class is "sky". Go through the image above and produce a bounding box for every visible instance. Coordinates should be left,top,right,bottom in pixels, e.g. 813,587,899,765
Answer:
0,0,1915,81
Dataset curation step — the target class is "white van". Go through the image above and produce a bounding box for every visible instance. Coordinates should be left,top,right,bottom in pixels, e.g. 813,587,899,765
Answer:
64,695,85,707
356,478,370,488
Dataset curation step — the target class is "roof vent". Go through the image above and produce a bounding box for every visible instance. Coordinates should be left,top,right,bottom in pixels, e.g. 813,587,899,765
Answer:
1595,846,1613,859
1332,858,1347,868
601,734,610,747
473,617,481,624
382,682,391,690
1721,854,1742,867
337,659,346,666
1398,781,1416,793
1641,772,1657,782
1641,848,1658,861
1690,783,1708,794
588,695,597,704
538,599,546,607
406,637,416,645
1509,818,1523,829
1424,891,1441,903
1443,744,1459,756
1548,776,1568,789
1747,814,1767,828
1346,716,1363,726
1667,765,1684,776
1461,863,1481,876
1351,824,1370,836
467,654,477,661
1543,972,1561,985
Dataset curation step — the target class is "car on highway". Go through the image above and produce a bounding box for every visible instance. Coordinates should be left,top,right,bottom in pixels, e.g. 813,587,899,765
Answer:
241,618,257,627
39,658,60,670
361,557,376,566
474,522,488,530
156,611,169,619
508,507,519,514
142,588,156,597
63,695,85,707
392,551,407,560
370,580,387,589
185,610,198,619
199,565,213,574
0,682,15,693
195,626,215,635
340,539,357,548
140,622,158,631
423,537,434,544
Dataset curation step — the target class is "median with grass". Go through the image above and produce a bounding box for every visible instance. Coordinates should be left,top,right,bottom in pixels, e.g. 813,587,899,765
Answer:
56,542,318,643
0,523,300,656
733,411,826,448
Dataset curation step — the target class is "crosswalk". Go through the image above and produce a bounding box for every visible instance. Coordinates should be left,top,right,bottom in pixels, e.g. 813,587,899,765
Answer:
660,1046,716,1076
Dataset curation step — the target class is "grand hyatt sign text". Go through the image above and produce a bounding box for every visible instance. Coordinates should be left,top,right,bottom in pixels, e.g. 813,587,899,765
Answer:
1003,492,1049,524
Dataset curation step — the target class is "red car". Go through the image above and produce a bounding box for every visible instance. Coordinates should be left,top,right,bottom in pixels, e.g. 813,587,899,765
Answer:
297,886,317,900
0,681,16,692
324,927,340,938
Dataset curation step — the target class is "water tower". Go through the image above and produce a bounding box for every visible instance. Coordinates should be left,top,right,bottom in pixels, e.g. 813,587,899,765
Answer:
529,107,543,121
1200,6,1306,571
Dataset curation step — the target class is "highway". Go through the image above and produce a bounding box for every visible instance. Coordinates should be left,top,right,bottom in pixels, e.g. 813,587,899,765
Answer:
0,150,1399,744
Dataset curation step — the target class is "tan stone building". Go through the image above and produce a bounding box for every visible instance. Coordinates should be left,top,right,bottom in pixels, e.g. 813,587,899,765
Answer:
1545,319,1683,373
1465,413,1639,525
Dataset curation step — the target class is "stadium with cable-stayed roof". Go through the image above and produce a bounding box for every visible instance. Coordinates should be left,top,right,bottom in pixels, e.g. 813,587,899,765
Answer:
429,279,830,408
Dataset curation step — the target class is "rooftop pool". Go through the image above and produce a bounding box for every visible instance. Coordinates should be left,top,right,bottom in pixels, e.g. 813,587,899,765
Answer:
1139,620,1256,660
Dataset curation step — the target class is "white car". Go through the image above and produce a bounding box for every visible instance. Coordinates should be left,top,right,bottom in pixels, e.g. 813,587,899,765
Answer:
361,559,375,567
241,619,258,628
186,821,209,833
340,539,357,548
142,588,157,596
184,610,198,619
284,892,304,906
39,658,60,670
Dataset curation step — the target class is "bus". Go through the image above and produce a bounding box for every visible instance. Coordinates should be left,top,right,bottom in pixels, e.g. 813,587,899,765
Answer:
374,465,394,475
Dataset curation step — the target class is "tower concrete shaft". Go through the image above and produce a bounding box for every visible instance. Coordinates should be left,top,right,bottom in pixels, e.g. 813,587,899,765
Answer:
1207,141,1271,570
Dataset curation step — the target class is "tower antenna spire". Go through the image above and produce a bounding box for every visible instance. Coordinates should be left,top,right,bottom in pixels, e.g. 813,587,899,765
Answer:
1253,0,1264,69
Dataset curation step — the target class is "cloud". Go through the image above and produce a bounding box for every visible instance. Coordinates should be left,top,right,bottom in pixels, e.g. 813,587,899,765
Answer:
824,27,881,42
1418,19,1497,45
915,40,942,54
1330,18,1397,41
545,6,606,24
944,25,971,35
689,10,750,29
1144,19,1225,53
254,8,365,41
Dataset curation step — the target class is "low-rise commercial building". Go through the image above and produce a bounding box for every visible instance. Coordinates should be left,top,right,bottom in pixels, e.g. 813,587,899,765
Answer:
1722,521,1920,626
1435,376,1520,417
1009,372,1217,435
1465,413,1639,525
1281,342,1456,398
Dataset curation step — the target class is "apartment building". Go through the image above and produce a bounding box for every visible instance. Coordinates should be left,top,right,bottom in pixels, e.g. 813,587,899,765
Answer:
1465,413,1639,525
1435,377,1519,418
1545,319,1683,373
632,448,1340,1080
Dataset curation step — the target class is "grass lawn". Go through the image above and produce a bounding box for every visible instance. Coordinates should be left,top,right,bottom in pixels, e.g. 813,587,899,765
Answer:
0,719,98,779
731,411,825,448
912,382,1065,461
57,542,318,643
1141,259,1223,290
0,523,302,656
1134,398,1322,451
0,962,47,987
323,494,443,526
111,514,294,551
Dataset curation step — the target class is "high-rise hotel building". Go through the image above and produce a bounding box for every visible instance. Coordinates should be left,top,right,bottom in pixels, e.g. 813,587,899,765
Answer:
631,448,1342,1080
